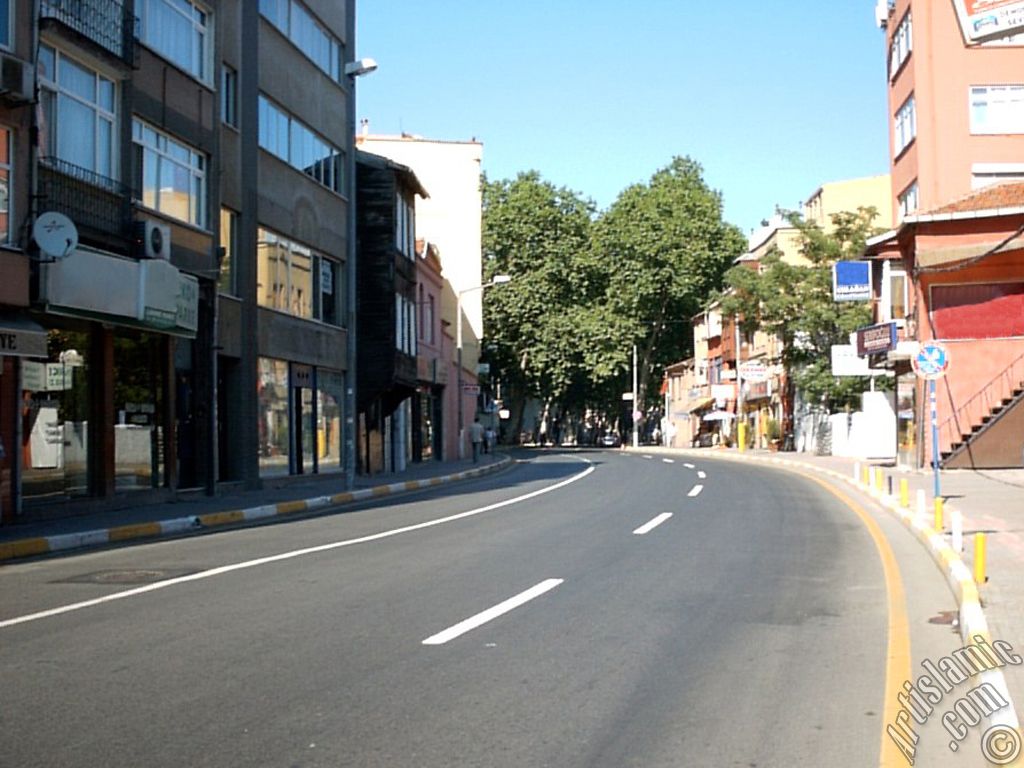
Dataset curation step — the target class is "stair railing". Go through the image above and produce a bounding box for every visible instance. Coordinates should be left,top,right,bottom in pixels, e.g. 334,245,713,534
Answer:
938,350,1024,454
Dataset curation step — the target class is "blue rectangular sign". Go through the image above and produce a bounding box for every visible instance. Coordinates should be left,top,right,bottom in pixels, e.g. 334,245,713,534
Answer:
833,261,872,302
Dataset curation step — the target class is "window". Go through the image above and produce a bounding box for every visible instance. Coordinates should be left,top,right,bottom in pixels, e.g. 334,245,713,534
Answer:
395,293,415,355
137,0,211,82
889,12,912,80
221,65,238,128
133,119,207,227
218,208,237,295
257,226,341,323
258,94,343,192
970,85,1024,135
898,181,918,220
881,262,908,325
1,0,10,49
395,192,415,258
259,0,342,81
0,127,9,243
894,94,916,155
38,44,117,180
972,163,1024,189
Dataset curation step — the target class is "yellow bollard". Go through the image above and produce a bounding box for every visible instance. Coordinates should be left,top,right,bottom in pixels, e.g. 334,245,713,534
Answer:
974,533,987,584
875,469,885,494
737,422,747,453
899,479,909,509
862,465,870,485
934,497,944,532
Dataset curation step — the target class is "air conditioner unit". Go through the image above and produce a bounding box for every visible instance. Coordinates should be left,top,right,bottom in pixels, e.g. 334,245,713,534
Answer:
0,54,34,104
133,219,172,260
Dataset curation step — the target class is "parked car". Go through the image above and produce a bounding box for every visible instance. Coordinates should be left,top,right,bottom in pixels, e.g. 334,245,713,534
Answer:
599,432,621,448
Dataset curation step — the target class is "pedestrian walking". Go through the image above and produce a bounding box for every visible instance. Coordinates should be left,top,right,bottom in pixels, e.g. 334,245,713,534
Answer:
470,418,485,463
485,426,496,454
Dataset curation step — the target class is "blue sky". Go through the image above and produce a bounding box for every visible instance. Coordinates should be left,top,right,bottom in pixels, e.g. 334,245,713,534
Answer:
355,2,891,236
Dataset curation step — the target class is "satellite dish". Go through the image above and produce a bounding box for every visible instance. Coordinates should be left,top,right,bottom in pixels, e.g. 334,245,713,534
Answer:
33,211,79,261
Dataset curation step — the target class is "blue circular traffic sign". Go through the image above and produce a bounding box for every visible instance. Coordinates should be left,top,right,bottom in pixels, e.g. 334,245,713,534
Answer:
912,342,949,380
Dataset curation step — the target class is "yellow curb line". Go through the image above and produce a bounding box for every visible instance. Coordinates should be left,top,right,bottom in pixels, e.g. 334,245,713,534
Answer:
0,456,513,564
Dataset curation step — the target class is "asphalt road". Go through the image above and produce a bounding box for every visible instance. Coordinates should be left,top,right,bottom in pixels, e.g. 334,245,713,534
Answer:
0,450,905,766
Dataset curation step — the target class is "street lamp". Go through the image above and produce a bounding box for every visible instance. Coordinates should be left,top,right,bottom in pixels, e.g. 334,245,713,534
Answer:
344,56,377,490
456,275,511,459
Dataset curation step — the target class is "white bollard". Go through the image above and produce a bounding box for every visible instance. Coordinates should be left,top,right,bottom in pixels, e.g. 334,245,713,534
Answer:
916,489,927,524
951,508,963,553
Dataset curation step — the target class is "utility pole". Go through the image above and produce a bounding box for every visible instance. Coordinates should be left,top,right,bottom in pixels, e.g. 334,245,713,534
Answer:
632,344,639,448
735,315,746,452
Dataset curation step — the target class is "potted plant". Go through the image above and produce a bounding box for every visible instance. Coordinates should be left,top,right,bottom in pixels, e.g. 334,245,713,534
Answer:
766,418,782,451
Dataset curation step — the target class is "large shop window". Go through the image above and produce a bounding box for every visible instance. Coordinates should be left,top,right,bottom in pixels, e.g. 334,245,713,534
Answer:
258,357,290,476
133,119,208,228
22,332,91,499
38,44,117,180
931,283,1024,339
21,330,166,501
257,358,344,477
257,226,342,323
138,0,211,82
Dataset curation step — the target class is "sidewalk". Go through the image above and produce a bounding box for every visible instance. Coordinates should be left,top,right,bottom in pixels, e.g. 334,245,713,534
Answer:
0,452,511,563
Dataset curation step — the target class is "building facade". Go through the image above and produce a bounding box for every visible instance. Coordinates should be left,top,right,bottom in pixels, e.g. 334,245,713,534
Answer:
881,0,1024,221
0,0,362,523
356,132,485,457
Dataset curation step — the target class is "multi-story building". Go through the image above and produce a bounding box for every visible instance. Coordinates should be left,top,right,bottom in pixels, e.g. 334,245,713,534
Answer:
414,239,452,462
356,132,484,458
0,0,364,522
354,149,427,474
866,1,1024,469
880,0,1024,221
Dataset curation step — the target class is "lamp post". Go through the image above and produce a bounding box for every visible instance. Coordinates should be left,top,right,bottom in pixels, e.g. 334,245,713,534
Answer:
456,275,511,459
343,57,377,489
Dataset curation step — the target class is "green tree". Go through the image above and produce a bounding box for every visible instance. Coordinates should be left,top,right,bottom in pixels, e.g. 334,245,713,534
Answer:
591,156,747,413
720,207,884,410
481,172,596,440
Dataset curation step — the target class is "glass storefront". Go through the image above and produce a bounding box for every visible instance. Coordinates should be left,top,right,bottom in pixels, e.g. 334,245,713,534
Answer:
258,357,290,477
22,330,91,499
258,358,344,478
317,370,344,473
22,328,166,500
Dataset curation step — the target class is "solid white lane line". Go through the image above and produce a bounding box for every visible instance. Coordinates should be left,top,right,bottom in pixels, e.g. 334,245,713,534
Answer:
662,458,675,464
683,463,695,469
697,470,706,479
642,455,653,460
688,484,704,497
633,513,673,535
0,460,595,630
422,579,564,646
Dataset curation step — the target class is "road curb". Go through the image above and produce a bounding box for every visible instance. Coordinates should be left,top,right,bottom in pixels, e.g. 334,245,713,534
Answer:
0,455,513,564
631,446,1022,741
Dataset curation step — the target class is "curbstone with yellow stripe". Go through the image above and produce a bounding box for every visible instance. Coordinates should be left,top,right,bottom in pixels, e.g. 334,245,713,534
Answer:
0,455,513,564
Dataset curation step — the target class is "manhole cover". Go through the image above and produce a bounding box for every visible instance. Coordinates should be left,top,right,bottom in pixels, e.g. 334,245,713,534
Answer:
54,568,197,585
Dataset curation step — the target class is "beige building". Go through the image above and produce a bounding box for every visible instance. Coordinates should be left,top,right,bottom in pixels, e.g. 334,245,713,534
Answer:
804,174,894,231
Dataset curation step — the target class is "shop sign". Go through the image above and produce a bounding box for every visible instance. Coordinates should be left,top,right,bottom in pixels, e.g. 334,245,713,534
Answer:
0,314,48,358
833,261,872,302
291,364,313,388
855,322,897,357
952,0,1024,42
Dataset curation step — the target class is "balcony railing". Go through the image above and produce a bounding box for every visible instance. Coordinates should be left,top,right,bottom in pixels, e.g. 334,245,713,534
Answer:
38,157,133,243
40,0,134,65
